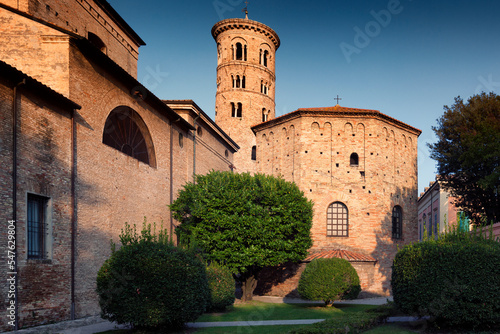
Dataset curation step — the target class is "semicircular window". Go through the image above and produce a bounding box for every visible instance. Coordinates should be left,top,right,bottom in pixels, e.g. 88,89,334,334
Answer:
102,106,156,167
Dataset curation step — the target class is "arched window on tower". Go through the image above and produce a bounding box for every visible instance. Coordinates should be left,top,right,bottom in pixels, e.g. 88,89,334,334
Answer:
350,153,359,166
242,76,246,88
392,206,403,239
102,106,156,167
327,202,348,237
88,32,106,53
231,102,236,117
231,75,235,88
236,75,241,88
236,42,243,60
237,103,242,117
262,108,268,122
263,50,269,67
244,45,247,61
251,145,257,160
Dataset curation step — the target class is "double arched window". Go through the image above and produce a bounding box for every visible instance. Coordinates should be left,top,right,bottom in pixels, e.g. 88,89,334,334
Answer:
231,102,242,118
233,42,247,61
102,106,156,167
392,206,402,239
327,202,348,237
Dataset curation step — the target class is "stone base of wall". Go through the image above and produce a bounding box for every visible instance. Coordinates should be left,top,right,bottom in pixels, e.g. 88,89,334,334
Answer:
255,261,390,299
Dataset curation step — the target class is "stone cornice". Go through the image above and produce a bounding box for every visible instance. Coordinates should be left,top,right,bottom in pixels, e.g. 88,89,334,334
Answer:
251,107,422,136
212,18,280,50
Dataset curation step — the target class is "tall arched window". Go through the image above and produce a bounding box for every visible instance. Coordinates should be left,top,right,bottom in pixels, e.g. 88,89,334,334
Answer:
263,50,269,67
327,202,348,237
236,103,242,117
236,75,241,88
392,206,402,239
251,145,257,160
350,153,359,166
236,42,243,60
102,106,156,167
242,76,246,88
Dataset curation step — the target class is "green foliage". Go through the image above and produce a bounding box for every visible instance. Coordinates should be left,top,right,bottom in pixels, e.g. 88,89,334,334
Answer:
298,258,361,305
170,171,313,299
289,312,379,334
392,226,500,329
428,92,500,224
96,221,209,329
206,262,235,311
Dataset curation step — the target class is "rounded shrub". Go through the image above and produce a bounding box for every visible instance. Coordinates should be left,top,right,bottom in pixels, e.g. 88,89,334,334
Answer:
298,258,361,305
96,240,209,329
206,262,235,311
392,232,500,329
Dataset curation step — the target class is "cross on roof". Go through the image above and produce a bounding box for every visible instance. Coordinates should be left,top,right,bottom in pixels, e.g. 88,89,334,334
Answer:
334,95,342,105
243,1,249,18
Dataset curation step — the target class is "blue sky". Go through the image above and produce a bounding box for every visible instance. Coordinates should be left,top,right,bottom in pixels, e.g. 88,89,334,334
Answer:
108,0,500,194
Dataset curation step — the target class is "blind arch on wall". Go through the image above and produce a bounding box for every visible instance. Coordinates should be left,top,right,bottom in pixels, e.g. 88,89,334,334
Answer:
102,106,156,167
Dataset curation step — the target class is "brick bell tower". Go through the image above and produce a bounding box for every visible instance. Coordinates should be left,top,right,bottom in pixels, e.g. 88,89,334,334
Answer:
212,10,280,173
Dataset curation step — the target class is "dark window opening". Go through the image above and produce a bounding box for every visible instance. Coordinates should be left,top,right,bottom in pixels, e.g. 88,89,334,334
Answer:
236,43,243,60
251,145,256,160
262,108,268,122
236,75,240,88
179,133,183,148
242,76,246,88
392,206,402,239
103,106,156,167
350,153,359,166
263,50,269,67
231,102,242,118
27,194,48,259
327,202,348,237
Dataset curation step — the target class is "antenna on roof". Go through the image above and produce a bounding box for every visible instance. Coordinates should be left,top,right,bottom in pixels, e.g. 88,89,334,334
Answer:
243,0,249,19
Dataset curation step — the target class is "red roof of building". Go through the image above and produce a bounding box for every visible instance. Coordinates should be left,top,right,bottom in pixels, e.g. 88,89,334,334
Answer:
304,249,377,262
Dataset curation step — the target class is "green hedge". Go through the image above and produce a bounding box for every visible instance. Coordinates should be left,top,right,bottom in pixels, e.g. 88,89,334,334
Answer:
206,262,235,311
392,231,500,329
298,258,360,305
96,223,209,329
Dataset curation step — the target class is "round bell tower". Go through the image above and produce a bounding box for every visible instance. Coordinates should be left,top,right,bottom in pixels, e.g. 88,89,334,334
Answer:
212,15,280,173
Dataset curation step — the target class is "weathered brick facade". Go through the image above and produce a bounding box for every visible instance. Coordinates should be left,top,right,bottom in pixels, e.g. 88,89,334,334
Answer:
0,1,236,330
212,16,422,297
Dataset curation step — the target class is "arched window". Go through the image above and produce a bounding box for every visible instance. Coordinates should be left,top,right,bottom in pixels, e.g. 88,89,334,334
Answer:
263,50,269,67
262,108,268,122
327,202,348,237
88,32,106,53
392,206,402,239
231,102,236,117
102,106,156,167
236,43,243,60
236,103,242,117
350,153,359,166
251,146,256,160
242,76,246,88
231,75,235,88
236,75,240,88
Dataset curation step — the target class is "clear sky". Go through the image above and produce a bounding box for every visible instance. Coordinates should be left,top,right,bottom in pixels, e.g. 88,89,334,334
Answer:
108,0,500,194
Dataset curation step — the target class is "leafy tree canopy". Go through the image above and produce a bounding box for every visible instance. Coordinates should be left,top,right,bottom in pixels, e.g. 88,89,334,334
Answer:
170,171,313,300
429,92,500,224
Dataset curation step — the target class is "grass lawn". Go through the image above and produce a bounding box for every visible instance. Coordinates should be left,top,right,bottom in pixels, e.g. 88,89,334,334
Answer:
96,301,378,333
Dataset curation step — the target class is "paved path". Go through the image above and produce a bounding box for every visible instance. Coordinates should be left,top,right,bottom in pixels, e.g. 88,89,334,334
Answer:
4,296,394,333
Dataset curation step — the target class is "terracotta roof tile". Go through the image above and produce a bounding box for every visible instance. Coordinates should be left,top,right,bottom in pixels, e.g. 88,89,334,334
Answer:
304,249,376,262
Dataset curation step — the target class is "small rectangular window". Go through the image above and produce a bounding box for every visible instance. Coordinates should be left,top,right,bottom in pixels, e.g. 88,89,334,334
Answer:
27,194,50,259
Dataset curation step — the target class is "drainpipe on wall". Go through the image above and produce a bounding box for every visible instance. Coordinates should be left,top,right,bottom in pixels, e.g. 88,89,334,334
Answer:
70,109,77,320
12,79,25,331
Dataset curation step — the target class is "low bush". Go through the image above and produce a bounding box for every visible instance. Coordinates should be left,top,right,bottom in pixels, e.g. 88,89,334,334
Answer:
392,227,500,329
206,262,235,311
289,312,379,334
96,222,210,329
298,258,361,305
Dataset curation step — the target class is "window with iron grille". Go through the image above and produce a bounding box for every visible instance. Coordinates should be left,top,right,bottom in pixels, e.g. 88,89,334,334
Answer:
327,202,348,237
392,205,402,239
27,194,49,259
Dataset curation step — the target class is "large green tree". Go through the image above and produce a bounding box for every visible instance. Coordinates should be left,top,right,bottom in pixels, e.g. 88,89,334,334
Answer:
170,171,313,301
429,92,500,224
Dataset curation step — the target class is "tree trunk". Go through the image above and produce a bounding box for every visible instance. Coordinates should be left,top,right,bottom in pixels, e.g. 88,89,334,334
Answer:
240,275,257,301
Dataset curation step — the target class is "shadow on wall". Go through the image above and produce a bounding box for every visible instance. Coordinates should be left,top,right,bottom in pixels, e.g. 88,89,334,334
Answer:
370,185,417,296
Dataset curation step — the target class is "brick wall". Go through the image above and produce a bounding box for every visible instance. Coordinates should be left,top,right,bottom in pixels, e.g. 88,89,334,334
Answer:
0,77,74,329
